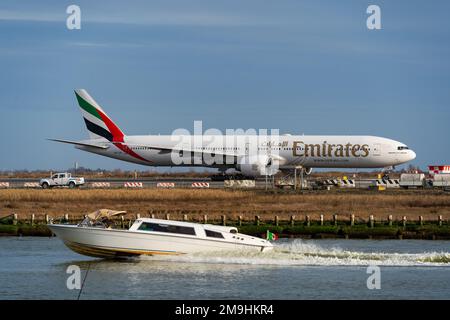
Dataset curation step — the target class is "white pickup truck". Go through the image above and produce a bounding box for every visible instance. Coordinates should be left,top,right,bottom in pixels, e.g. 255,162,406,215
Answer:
40,173,85,189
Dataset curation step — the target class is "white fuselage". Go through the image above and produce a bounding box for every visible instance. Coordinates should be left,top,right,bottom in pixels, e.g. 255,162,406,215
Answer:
75,134,416,170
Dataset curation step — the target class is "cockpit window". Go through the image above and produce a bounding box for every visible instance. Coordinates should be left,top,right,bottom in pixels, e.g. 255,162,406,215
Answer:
398,146,409,150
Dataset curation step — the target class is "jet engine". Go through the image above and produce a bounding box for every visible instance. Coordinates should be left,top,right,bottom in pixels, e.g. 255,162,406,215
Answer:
236,155,280,177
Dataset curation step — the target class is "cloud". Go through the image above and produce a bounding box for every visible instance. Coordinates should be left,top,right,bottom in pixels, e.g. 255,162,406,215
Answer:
0,8,268,27
0,9,63,22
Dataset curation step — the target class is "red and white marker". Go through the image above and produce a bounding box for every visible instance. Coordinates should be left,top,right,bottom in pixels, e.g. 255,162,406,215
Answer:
191,182,210,188
157,182,175,188
124,182,143,188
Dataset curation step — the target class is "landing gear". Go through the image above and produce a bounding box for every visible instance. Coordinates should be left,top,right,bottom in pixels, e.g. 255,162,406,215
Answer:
294,166,305,191
276,167,308,190
381,166,395,181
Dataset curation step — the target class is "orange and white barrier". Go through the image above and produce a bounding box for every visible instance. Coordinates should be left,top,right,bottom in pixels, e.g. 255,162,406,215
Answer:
124,182,143,188
91,182,111,188
191,182,210,188
157,182,175,188
24,182,40,188
0,182,10,188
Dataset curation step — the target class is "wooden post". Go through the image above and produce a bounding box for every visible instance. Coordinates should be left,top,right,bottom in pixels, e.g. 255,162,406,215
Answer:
45,214,50,224
369,215,374,228
350,214,355,227
121,215,125,228
221,215,226,226
12,213,18,226
151,214,155,219
31,214,35,226
305,215,310,227
136,213,141,220
128,219,132,229
238,215,242,226
255,215,260,226
419,216,423,226
438,215,443,227
183,214,188,221
64,213,69,222
275,216,279,226
333,214,338,226
388,215,393,227
402,216,407,228
320,214,324,226
290,215,295,227
165,213,170,220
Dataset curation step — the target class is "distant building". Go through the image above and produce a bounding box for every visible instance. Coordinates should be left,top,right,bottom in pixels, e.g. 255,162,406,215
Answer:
428,165,450,175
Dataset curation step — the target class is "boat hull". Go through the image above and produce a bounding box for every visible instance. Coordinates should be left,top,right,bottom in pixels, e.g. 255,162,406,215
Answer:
48,224,272,259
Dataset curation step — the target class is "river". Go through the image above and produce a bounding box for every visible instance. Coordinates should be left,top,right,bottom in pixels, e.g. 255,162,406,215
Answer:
0,237,449,299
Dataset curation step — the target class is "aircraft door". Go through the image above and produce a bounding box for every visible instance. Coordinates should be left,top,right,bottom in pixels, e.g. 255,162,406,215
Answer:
245,142,250,157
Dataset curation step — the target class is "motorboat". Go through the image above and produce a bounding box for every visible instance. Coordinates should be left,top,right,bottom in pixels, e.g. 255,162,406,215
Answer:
47,209,273,259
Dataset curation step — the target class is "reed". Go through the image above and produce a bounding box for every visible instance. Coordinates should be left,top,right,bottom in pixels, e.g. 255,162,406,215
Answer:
1,189,449,220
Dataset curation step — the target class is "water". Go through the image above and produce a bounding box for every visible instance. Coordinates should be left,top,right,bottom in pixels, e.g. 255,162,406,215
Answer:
0,237,449,299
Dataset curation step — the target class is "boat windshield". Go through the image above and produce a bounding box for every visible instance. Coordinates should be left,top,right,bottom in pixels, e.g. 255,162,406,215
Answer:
78,217,113,228
77,209,126,229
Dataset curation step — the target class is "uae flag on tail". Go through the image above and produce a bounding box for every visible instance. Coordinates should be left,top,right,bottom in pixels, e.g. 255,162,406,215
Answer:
266,230,278,241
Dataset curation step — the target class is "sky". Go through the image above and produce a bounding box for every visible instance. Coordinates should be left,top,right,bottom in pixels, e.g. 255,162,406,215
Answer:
0,0,449,171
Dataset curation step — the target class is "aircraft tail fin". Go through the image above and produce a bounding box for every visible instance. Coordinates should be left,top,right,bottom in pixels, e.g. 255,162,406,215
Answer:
74,89,125,142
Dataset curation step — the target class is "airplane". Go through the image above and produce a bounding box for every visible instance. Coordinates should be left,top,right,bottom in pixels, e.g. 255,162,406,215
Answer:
50,89,416,177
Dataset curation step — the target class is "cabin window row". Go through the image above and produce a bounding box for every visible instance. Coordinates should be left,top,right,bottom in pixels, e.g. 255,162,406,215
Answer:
138,222,196,235
138,222,227,239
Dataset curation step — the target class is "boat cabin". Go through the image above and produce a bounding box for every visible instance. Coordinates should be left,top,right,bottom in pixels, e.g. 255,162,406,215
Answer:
129,218,263,244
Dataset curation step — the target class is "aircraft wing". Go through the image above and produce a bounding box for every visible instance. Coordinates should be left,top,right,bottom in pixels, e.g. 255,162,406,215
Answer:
124,143,239,158
124,143,285,162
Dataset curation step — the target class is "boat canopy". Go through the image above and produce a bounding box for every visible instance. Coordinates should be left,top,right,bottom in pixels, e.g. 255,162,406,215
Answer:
86,209,127,221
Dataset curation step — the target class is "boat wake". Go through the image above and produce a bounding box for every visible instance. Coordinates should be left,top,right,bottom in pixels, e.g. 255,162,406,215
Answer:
141,240,450,267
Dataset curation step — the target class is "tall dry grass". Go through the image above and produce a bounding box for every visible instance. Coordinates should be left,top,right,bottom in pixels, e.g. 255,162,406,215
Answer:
1,189,449,220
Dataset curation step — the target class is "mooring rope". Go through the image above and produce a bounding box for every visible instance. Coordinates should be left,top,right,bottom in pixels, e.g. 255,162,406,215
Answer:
77,262,91,300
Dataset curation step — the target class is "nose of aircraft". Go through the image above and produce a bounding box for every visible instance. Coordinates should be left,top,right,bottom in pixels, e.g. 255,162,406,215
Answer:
409,150,417,161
